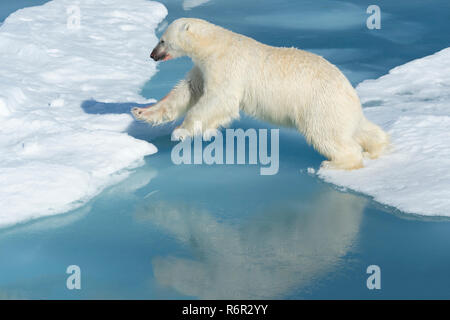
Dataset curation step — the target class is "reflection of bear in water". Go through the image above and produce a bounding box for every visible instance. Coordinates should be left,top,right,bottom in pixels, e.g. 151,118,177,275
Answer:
134,191,366,299
132,18,389,170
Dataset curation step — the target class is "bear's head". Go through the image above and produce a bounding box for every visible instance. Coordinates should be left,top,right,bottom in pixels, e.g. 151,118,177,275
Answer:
150,18,217,62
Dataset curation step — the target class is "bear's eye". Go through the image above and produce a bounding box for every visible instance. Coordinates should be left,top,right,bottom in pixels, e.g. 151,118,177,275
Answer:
160,40,165,44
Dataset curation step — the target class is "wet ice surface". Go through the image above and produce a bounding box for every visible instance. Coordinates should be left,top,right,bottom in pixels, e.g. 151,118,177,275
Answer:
1,0,450,299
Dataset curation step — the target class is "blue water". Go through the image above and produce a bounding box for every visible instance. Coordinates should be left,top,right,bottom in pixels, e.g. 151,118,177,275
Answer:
1,0,450,299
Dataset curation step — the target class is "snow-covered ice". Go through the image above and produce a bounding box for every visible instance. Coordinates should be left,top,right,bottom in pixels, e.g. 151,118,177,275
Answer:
319,48,450,217
0,0,167,227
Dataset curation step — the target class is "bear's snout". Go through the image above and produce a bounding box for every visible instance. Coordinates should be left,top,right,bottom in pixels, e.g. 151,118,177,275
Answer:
150,46,166,61
150,48,159,61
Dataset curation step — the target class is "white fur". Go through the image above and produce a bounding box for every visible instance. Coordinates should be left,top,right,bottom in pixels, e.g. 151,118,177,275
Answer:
132,18,389,170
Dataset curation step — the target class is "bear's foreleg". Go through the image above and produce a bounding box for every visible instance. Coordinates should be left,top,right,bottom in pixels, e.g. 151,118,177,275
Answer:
172,94,240,141
132,67,203,124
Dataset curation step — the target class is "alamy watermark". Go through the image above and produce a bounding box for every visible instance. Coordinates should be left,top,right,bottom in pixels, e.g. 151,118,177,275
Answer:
171,122,279,175
66,265,81,290
66,5,81,30
366,5,381,30
366,265,381,290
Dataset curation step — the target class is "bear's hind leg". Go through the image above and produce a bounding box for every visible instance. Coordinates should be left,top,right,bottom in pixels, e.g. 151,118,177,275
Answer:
313,136,364,170
355,118,390,159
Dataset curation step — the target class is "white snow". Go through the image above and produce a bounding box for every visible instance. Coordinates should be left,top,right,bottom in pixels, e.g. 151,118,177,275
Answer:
319,47,450,217
0,0,167,228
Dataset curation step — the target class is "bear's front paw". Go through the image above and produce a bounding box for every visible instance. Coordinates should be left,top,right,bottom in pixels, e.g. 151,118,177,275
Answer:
132,106,157,121
132,105,170,125
131,107,146,120
171,127,192,141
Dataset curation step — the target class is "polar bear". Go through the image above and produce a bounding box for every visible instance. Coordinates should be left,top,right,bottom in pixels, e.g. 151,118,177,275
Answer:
132,18,389,170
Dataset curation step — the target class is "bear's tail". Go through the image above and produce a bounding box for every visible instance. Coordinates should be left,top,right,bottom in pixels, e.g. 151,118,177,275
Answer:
354,117,390,159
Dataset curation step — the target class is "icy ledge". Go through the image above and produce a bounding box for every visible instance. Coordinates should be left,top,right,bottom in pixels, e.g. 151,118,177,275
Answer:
0,0,167,228
319,47,450,217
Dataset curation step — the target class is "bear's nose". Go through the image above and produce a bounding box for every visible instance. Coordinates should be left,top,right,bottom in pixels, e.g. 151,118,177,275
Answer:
150,49,157,61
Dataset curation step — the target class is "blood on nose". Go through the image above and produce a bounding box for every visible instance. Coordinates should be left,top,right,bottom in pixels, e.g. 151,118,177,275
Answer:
150,49,157,60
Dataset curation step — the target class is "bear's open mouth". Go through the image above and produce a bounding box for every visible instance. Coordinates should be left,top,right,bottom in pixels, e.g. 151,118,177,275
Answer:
161,54,172,61
150,50,172,62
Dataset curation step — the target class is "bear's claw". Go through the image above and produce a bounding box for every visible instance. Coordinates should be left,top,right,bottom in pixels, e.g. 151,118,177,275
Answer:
131,107,146,120
171,128,189,141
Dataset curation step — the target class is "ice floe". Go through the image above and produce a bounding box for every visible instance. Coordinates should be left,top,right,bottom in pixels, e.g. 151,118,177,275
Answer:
0,0,167,227
319,47,450,217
